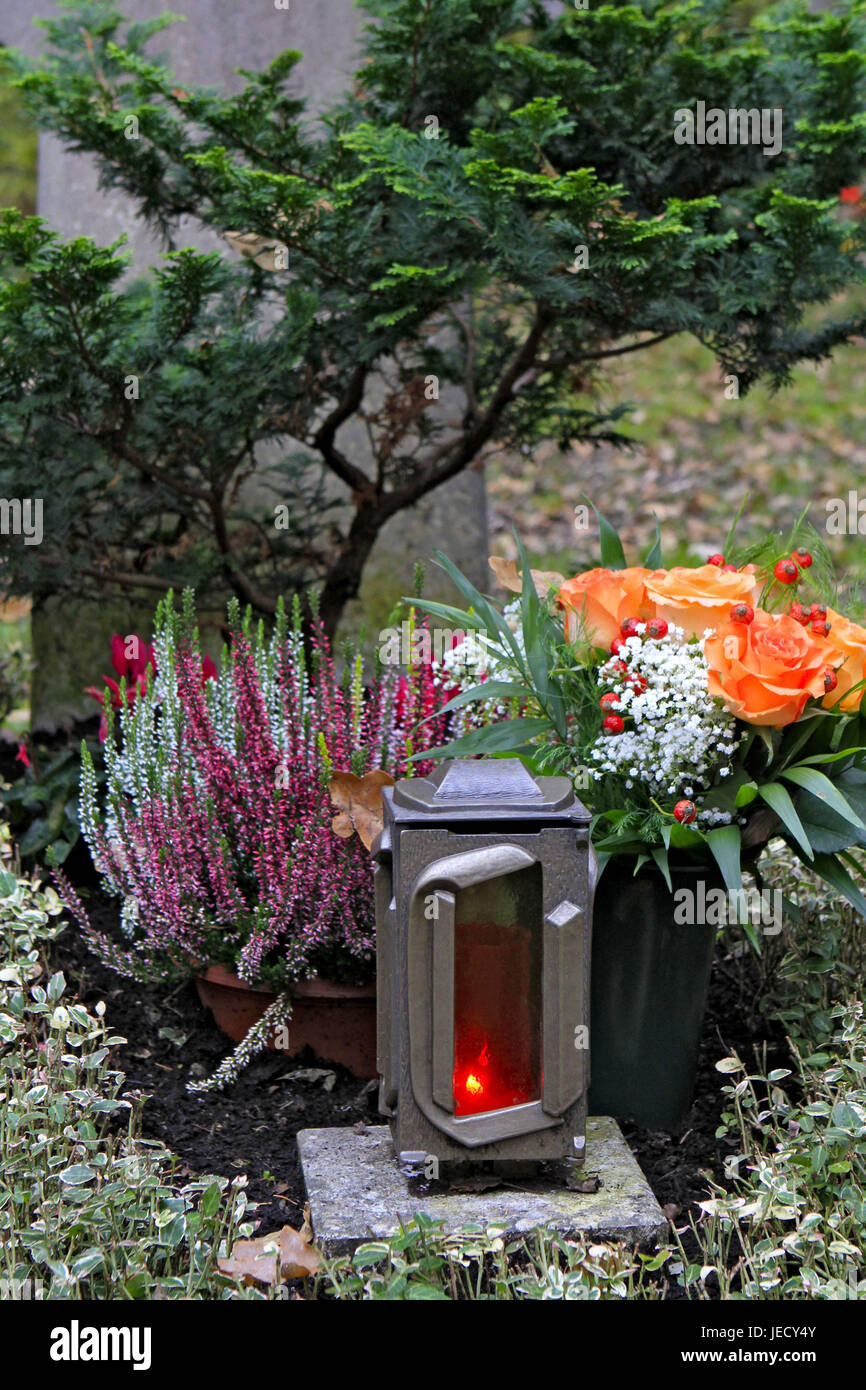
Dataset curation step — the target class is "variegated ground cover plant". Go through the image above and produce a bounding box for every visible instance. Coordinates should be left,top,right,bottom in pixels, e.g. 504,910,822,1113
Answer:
0,832,256,1299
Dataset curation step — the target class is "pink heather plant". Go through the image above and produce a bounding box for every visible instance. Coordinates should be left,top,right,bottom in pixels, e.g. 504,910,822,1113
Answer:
62,591,448,992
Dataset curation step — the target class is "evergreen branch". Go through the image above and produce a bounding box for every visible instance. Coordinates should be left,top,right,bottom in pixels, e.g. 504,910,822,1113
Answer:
536,332,675,371
384,301,555,512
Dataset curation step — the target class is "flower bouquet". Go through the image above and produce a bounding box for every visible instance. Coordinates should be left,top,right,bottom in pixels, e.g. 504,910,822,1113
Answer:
412,505,866,1127
417,506,866,941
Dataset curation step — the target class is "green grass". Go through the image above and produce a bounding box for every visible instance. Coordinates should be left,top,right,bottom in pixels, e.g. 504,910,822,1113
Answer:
488,282,866,618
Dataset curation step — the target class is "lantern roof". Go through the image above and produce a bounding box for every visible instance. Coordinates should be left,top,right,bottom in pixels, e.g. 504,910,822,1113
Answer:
389,758,591,824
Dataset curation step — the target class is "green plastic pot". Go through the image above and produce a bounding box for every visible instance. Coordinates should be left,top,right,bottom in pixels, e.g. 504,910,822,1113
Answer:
588,859,723,1131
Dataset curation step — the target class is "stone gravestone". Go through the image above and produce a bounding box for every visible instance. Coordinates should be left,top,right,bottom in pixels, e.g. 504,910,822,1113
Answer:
4,0,488,724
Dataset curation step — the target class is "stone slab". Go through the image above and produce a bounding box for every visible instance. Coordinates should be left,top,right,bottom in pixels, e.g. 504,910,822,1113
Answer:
298,1117,667,1255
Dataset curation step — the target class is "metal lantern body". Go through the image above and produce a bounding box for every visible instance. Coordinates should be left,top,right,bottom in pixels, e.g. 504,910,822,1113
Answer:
374,759,595,1168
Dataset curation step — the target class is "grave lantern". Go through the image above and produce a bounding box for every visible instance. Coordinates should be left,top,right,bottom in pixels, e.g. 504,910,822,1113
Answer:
373,759,596,1170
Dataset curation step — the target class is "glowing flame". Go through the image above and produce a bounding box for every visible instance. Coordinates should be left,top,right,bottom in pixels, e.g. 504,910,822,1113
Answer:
461,1040,490,1102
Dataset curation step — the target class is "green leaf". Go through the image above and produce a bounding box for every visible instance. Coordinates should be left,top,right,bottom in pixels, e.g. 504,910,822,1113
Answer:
516,532,550,701
779,766,866,832
794,769,866,853
17,817,51,856
810,852,866,917
410,716,553,761
777,712,831,769
740,918,763,953
594,851,611,881
702,768,757,815
793,748,866,767
404,597,494,635
753,726,777,767
832,1100,866,1132
422,679,533,721
200,1182,222,1218
430,551,526,675
723,492,750,558
669,821,705,851
643,513,663,569
704,825,743,895
757,782,813,861
650,843,672,892
59,1164,96,1186
584,497,627,571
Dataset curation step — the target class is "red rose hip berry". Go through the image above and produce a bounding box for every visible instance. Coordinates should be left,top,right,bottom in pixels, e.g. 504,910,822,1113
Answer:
730,602,754,624
599,692,620,713
812,619,832,636
792,547,813,569
645,618,668,639
707,553,725,567
823,668,838,693
789,603,810,625
810,603,827,618
620,617,641,639
674,799,697,824
774,559,799,584
602,714,625,736
610,636,627,656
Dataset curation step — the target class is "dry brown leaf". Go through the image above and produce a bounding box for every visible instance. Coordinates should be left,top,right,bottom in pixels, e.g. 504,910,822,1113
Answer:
217,1212,321,1286
329,769,394,850
488,556,565,598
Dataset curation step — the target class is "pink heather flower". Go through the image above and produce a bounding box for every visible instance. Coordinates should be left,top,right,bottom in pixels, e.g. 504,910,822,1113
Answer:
67,615,451,986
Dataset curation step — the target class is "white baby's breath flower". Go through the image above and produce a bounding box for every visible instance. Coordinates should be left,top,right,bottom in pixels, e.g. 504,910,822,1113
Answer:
589,631,742,810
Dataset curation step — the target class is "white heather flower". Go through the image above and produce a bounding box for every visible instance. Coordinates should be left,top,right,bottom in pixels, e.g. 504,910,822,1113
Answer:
430,614,528,736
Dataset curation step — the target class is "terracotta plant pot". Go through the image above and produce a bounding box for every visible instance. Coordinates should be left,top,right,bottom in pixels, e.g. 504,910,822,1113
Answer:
194,964,377,1078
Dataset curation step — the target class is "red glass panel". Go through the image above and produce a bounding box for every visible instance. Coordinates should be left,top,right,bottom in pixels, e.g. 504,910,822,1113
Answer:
453,868,542,1116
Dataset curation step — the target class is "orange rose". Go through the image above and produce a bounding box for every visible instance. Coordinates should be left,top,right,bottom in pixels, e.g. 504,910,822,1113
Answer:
557,567,656,648
704,610,842,727
822,607,866,712
644,565,760,639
